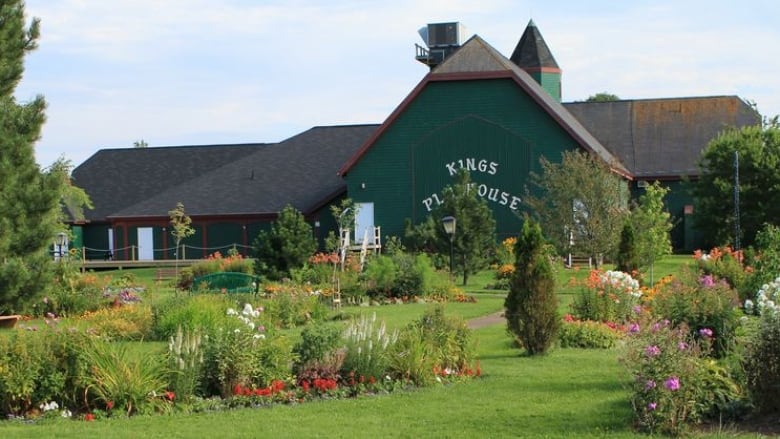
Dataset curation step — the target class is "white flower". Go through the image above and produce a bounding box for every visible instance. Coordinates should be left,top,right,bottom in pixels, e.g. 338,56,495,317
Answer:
234,328,241,333
226,308,238,316
253,334,266,340
247,322,255,330
61,409,72,418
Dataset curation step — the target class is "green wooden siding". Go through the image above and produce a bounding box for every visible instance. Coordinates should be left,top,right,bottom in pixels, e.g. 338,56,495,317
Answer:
528,71,561,102
346,78,582,241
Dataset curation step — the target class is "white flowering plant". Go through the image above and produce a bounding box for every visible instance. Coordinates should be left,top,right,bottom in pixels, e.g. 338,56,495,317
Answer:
572,269,643,323
745,276,780,317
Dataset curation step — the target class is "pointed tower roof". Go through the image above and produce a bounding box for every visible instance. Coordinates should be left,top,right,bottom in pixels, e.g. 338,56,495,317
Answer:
510,19,560,71
339,35,628,177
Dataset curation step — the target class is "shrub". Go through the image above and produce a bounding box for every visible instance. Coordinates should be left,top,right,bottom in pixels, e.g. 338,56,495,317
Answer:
694,246,752,300
81,338,171,416
505,220,559,355
253,205,317,281
263,286,329,329
615,222,639,274
559,316,622,349
152,295,233,340
651,267,741,358
572,269,642,323
620,319,743,436
79,304,154,341
362,253,435,299
744,312,780,414
293,322,344,376
341,313,398,380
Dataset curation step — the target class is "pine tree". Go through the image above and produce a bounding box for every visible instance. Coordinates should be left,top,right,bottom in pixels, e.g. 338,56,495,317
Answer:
253,205,316,280
432,169,496,285
0,2,63,314
504,219,559,355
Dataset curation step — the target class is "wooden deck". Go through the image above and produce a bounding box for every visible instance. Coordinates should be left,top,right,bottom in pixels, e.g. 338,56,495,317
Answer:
80,259,201,270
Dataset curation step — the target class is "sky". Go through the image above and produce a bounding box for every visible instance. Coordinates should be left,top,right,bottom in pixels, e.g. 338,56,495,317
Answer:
14,0,780,168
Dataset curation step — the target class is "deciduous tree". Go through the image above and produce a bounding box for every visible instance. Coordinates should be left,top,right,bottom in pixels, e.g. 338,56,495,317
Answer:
525,150,629,266
630,182,673,283
693,119,780,248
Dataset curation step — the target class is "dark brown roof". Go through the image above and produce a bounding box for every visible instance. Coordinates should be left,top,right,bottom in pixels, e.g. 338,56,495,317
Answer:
510,19,560,71
564,96,760,178
107,125,378,219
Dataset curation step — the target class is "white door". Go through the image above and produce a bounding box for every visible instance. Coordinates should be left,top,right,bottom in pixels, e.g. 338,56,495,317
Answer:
107,228,114,259
137,227,154,260
354,202,374,245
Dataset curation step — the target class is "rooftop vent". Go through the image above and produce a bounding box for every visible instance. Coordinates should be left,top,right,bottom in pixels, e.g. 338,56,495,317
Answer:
415,22,468,70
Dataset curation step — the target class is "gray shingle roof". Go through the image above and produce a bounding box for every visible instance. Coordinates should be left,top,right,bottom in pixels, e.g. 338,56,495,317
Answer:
564,96,760,178
107,124,379,219
72,144,265,222
510,19,560,70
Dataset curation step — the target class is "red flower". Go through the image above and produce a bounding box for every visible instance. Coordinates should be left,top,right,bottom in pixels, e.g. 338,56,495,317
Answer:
368,376,376,384
301,380,310,393
165,391,175,401
84,413,95,422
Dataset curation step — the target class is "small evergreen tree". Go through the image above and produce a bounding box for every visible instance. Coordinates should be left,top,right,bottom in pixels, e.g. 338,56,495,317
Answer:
504,219,559,355
615,222,639,274
253,205,316,280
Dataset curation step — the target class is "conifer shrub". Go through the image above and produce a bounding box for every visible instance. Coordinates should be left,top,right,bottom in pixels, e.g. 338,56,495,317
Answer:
504,220,559,355
616,222,639,274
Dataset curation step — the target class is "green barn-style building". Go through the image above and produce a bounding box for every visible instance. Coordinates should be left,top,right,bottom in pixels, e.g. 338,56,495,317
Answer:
69,20,759,261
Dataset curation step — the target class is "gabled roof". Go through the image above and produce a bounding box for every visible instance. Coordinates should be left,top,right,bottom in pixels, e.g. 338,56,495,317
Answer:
107,124,379,219
340,35,628,176
510,19,560,72
564,96,760,178
72,144,265,222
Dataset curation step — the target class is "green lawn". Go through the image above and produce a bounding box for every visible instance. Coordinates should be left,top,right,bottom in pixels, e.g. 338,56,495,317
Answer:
5,255,754,438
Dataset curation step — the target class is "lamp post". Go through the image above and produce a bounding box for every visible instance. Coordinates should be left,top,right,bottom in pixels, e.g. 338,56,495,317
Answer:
55,232,67,262
442,216,456,282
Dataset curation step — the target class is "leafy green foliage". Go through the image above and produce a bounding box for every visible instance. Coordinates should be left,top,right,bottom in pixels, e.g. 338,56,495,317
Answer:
525,150,629,266
81,339,170,416
362,252,436,298
505,220,559,355
0,2,65,314
744,313,780,414
651,267,741,358
558,319,621,349
745,223,780,295
585,92,620,102
405,170,496,285
253,205,317,280
619,319,742,436
630,182,673,282
293,322,344,375
693,120,780,247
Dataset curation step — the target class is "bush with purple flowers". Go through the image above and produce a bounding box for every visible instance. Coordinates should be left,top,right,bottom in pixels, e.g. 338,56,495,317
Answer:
620,317,744,436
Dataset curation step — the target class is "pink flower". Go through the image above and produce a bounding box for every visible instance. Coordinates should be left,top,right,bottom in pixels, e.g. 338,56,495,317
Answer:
644,380,656,390
664,376,680,391
645,345,661,358
699,328,713,338
647,402,657,411
677,341,688,351
628,323,640,333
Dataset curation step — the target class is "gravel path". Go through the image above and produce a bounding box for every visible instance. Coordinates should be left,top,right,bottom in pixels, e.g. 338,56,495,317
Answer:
467,311,505,329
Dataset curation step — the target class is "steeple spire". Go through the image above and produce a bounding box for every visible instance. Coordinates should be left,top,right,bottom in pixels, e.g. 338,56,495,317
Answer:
510,20,562,101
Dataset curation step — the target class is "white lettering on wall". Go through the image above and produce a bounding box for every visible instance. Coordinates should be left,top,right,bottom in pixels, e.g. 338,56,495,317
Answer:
446,157,499,176
422,157,520,213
